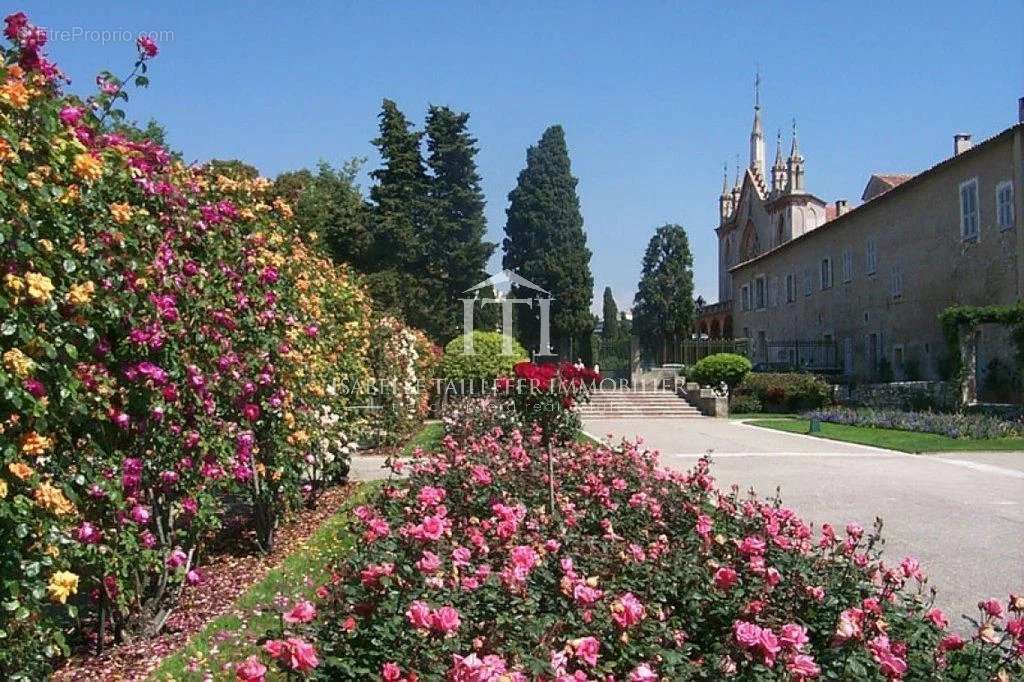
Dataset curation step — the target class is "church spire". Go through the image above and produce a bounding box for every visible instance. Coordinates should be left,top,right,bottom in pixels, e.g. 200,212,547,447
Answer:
787,118,805,193
749,68,765,177
771,128,786,194
719,162,733,223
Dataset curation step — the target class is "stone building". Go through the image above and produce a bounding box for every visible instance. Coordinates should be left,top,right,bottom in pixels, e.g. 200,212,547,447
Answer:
725,107,1024,386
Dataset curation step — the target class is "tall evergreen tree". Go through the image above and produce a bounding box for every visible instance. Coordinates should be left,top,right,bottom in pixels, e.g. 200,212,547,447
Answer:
602,287,619,339
424,106,495,342
367,99,431,327
503,125,593,361
633,224,695,354
273,159,372,267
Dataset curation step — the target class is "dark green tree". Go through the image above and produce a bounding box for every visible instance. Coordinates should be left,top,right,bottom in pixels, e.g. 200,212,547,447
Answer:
273,160,372,267
633,224,695,358
367,99,431,328
602,287,619,339
424,105,495,342
205,158,260,180
502,125,593,361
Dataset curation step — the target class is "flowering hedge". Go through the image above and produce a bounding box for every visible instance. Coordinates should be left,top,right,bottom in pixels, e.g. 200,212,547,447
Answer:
0,14,433,678
231,399,1022,681
807,407,1023,440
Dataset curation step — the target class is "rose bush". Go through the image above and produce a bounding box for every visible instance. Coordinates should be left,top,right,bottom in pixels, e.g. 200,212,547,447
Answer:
231,399,1021,680
495,361,600,444
0,14,433,678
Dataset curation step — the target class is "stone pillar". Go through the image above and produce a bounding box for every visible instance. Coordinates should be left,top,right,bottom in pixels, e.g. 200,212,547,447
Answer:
629,336,641,386
958,325,978,407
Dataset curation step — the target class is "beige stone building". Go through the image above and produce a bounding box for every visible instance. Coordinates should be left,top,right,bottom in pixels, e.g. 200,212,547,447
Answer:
710,94,1024,386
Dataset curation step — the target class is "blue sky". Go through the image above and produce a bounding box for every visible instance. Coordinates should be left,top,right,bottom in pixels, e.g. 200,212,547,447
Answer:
22,1,1023,313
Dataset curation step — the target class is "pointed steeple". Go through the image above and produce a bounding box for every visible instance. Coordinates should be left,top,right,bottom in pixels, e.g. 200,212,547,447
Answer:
749,69,765,177
787,118,805,193
771,129,786,194
719,162,733,223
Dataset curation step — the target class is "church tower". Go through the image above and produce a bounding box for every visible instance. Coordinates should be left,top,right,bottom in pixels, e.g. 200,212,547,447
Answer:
749,71,765,178
771,129,786,195
718,163,733,223
786,119,805,193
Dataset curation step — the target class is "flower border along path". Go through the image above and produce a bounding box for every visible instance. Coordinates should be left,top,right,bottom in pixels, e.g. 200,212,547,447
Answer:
746,418,1024,453
144,482,377,681
217,418,1020,680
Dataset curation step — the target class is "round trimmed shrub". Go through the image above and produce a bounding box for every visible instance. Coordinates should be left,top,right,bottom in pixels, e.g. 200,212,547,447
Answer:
690,353,752,390
440,332,527,381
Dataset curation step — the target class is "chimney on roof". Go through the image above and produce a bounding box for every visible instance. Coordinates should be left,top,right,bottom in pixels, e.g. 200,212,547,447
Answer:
954,134,973,155
1019,97,1024,124
835,199,849,216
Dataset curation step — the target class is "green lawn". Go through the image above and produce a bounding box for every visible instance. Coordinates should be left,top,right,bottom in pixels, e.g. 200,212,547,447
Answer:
400,420,443,456
747,418,1024,453
150,482,377,681
730,412,797,420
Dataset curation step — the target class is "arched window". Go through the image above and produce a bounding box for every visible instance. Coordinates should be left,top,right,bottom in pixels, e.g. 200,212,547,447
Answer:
740,221,760,261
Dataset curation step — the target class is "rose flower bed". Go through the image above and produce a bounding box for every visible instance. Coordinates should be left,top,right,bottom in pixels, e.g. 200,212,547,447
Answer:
229,399,1022,681
0,13,433,679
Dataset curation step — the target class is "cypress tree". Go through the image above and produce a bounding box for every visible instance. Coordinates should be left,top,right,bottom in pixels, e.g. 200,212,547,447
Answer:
424,105,495,342
633,224,695,355
367,99,431,328
602,286,619,339
502,125,593,360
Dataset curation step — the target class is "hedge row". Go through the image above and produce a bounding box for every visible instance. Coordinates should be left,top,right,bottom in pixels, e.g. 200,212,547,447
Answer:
0,16,433,678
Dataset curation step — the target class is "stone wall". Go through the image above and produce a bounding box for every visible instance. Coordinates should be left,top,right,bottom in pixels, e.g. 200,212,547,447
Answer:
836,380,957,411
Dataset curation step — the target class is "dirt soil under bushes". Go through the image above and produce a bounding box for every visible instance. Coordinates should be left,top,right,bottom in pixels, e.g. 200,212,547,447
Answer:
51,483,358,682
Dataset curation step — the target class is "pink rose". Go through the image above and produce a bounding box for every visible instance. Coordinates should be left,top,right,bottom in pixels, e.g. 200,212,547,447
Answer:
571,636,600,666
283,599,317,624
166,547,188,570
779,623,809,650
924,607,948,629
980,598,1004,618
416,551,441,574
714,567,738,590
130,504,151,524
406,600,433,631
629,663,658,681
787,654,820,680
235,655,267,682
136,35,158,58
282,638,318,672
611,592,646,629
381,662,402,681
431,605,461,634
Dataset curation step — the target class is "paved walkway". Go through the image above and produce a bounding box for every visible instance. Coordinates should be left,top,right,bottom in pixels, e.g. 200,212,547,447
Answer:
584,418,1024,629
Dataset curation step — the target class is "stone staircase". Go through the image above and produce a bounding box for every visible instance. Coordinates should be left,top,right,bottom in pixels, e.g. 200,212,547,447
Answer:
580,388,704,419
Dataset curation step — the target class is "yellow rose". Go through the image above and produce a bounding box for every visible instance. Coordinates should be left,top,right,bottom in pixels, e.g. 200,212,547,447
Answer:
21,431,52,456
0,80,30,109
3,348,34,377
67,281,96,306
4,273,23,298
0,479,7,498
37,239,54,253
109,202,133,224
24,272,54,303
73,153,103,182
0,137,17,162
8,462,33,480
34,482,75,516
47,571,79,604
